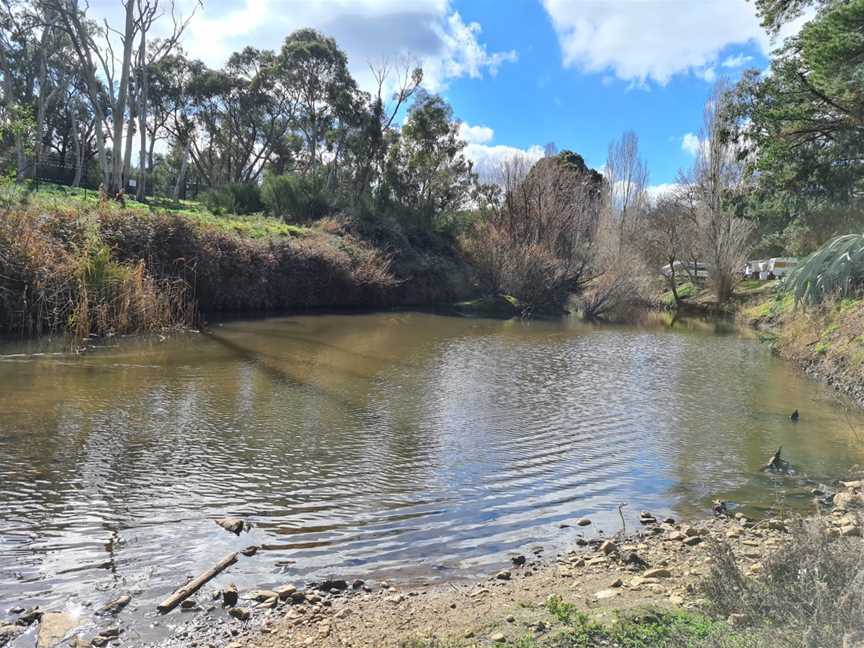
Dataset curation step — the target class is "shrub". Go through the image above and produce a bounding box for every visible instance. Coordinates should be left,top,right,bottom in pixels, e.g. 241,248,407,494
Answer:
785,233,864,306
0,209,192,337
200,182,262,215
261,172,331,222
701,516,864,648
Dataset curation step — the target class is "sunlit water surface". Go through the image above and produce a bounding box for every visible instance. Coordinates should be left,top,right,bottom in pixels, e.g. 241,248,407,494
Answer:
1,312,862,643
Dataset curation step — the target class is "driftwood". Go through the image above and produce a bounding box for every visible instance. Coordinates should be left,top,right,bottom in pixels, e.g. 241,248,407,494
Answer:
157,552,238,613
761,446,790,473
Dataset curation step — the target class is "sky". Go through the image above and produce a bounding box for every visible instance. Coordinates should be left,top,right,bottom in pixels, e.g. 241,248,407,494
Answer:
92,0,802,188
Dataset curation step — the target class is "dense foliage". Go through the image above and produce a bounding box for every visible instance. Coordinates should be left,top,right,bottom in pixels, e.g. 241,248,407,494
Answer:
732,0,864,257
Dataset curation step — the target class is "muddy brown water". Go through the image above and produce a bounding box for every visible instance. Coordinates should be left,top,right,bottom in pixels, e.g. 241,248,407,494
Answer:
1,311,862,645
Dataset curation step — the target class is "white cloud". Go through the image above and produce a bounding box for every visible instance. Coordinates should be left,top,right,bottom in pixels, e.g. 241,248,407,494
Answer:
458,122,494,145
458,122,544,180
540,0,771,85
701,67,717,83
722,53,754,68
647,183,679,203
91,0,515,92
681,133,702,156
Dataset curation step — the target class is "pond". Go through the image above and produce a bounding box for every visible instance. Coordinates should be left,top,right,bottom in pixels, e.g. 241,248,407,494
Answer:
1,311,862,644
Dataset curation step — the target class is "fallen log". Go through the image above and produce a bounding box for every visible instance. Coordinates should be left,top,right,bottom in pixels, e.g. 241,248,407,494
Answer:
157,552,238,614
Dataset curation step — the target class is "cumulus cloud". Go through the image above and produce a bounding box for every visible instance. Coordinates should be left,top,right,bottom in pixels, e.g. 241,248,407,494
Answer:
646,183,680,204
141,0,515,91
540,0,771,85
458,123,495,145
681,133,702,156
458,122,544,180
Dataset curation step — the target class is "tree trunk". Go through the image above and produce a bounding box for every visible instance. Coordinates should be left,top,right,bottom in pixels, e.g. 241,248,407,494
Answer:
136,35,148,201
109,0,137,195
173,141,190,200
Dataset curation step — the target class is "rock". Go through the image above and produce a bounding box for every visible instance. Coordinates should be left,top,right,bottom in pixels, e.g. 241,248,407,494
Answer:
98,627,121,639
222,584,239,607
600,540,617,555
667,531,685,541
36,612,78,648
245,590,279,602
490,632,506,643
317,579,348,592
669,594,684,605
594,589,618,600
506,615,515,623
840,524,861,537
510,555,527,566
334,608,351,619
214,517,245,535
713,500,728,516
255,597,278,610
275,585,297,600
496,570,511,581
228,607,250,621
610,578,623,588
0,624,20,644
834,492,864,509
17,607,43,626
663,517,676,525
643,568,672,579
180,599,198,609
841,480,863,490
577,518,592,526
683,536,703,546
290,591,306,604
639,512,657,524
766,519,787,532
385,594,404,604
624,551,647,567
240,545,258,557
97,595,130,616
464,630,475,638
727,613,747,627
748,563,764,575
351,579,365,590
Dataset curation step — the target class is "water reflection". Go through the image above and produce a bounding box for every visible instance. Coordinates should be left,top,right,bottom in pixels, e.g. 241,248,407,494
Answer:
1,312,862,642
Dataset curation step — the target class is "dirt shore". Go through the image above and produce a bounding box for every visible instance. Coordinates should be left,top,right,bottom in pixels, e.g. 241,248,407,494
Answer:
140,482,862,648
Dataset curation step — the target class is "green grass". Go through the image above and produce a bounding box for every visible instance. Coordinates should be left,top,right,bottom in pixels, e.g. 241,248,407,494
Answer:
17,181,310,239
539,597,722,648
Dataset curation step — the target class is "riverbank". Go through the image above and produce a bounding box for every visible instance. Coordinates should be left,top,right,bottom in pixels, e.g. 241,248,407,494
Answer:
3,470,861,648
140,480,862,648
0,204,475,337
741,292,864,408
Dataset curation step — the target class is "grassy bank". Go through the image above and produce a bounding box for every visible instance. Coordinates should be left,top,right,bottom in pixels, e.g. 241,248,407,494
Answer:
742,291,864,405
0,196,475,338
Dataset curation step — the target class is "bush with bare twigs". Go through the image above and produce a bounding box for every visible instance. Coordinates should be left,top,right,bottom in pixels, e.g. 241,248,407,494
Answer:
700,516,864,648
465,151,605,312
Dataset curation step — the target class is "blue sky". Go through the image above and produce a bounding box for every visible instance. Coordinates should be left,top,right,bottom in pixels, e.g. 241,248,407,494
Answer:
93,0,796,187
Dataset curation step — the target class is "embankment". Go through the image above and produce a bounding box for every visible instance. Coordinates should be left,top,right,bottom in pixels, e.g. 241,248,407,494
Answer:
0,207,475,338
742,294,864,407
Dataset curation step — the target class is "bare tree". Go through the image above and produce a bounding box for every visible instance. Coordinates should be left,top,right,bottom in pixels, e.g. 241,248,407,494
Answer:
684,81,754,302
641,195,697,303
605,130,649,244
49,0,192,197
467,152,605,310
